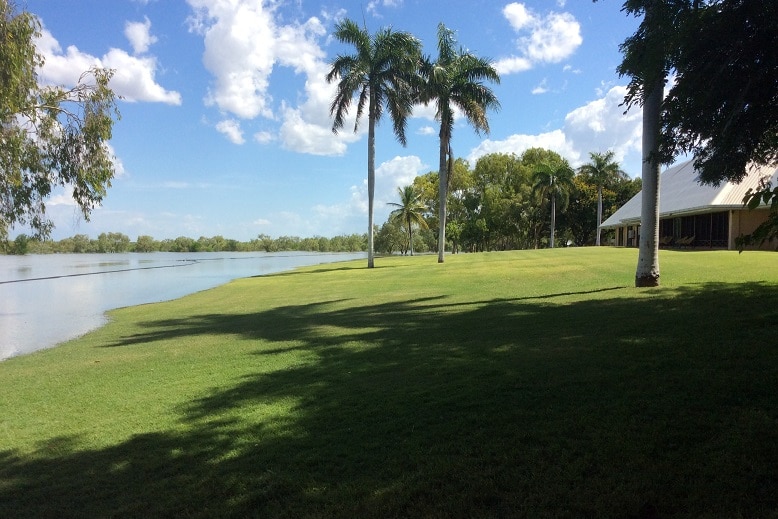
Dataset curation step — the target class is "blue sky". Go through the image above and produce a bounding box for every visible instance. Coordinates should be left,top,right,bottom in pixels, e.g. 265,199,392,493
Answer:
23,0,644,241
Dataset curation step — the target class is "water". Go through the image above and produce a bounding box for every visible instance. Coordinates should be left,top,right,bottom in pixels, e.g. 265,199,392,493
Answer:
0,251,365,360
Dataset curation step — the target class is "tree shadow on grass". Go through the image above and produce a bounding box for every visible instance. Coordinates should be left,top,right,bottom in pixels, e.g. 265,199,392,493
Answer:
2,283,778,518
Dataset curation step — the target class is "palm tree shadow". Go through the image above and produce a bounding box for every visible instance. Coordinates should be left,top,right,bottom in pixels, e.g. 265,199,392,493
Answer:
3,282,778,517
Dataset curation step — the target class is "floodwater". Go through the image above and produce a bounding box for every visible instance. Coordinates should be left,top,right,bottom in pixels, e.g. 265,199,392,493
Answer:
0,251,365,360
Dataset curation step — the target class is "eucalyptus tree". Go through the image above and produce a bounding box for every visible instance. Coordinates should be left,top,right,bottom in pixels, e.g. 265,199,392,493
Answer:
532,159,575,249
418,23,500,263
578,150,626,245
326,19,422,268
1,0,120,241
388,184,429,256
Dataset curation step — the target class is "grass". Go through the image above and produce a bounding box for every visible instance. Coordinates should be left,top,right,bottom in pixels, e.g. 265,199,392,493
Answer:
1,247,777,518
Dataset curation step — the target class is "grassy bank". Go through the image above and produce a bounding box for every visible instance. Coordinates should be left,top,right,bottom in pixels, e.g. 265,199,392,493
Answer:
2,248,777,518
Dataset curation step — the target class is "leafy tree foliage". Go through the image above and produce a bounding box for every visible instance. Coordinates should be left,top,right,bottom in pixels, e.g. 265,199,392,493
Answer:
560,172,641,246
377,149,638,254
737,182,778,251
327,19,422,268
9,232,368,254
659,0,778,185
97,232,130,253
374,220,406,255
1,0,120,241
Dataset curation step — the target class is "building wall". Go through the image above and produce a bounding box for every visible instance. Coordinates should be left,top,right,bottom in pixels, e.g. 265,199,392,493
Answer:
610,208,775,251
730,208,777,251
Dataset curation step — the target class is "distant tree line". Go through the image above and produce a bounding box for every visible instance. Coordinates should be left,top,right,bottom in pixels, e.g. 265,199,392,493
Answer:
5,147,640,257
2,232,367,255
374,148,642,255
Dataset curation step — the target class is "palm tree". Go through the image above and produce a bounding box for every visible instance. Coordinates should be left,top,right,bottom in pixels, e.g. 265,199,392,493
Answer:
578,150,627,245
326,19,421,268
532,159,575,248
611,0,675,286
388,185,429,256
418,23,500,263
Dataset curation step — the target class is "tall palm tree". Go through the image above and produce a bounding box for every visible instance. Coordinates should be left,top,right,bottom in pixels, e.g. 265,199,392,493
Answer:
388,184,429,256
326,19,421,268
418,23,500,263
611,0,676,286
578,150,626,245
532,159,575,248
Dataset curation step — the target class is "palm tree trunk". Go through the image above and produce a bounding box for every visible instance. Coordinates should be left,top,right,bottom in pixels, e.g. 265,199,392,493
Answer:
407,214,414,256
635,80,662,287
596,186,603,246
550,195,556,248
437,125,450,263
367,107,376,268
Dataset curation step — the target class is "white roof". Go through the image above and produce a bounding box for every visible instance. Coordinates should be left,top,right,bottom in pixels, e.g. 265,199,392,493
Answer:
600,160,778,228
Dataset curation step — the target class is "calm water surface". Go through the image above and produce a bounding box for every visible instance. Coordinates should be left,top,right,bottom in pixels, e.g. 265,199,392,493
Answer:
0,252,365,360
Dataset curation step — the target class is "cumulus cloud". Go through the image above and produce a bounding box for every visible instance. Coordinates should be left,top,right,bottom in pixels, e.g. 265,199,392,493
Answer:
35,26,181,105
563,85,642,169
313,155,427,232
216,119,245,144
495,2,582,75
468,85,643,174
186,0,327,119
187,0,277,119
186,0,348,154
125,17,158,54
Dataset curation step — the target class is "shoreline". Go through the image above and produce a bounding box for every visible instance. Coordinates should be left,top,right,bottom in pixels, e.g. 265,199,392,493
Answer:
1,251,366,360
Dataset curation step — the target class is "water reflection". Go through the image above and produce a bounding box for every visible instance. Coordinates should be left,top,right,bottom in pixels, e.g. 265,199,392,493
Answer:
0,252,364,360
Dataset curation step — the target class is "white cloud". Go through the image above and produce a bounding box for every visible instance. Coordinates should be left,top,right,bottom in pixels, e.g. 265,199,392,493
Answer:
497,3,582,75
470,130,577,165
494,56,533,75
35,27,181,105
216,119,245,144
48,186,77,207
563,85,642,170
125,17,157,55
192,0,276,119
417,126,436,136
102,49,182,105
468,85,643,174
279,103,358,156
367,0,403,16
524,12,581,63
532,78,549,95
186,0,325,120
253,131,275,144
186,1,349,155
313,155,427,233
503,2,534,30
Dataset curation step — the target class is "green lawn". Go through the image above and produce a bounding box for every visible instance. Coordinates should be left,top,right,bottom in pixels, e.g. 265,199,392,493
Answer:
1,248,777,518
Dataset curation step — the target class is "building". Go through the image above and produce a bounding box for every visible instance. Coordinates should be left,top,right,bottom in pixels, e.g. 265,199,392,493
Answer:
600,160,778,250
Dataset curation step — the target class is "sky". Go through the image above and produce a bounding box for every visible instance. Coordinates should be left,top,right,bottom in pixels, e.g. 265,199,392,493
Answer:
21,0,646,241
